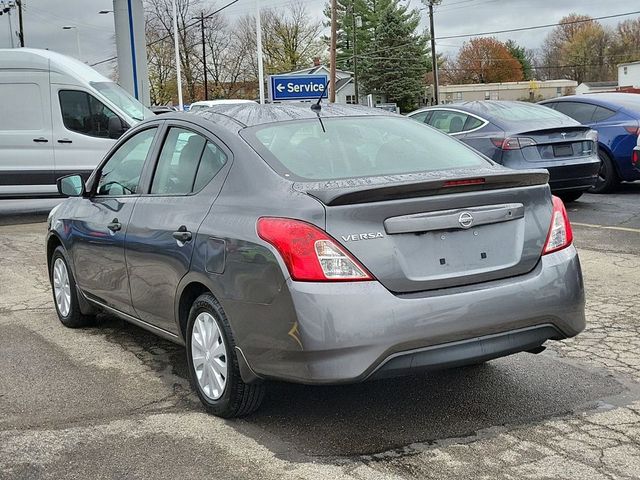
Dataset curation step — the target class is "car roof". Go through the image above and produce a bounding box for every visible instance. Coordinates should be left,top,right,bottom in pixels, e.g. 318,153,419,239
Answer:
416,100,543,115
159,103,398,133
411,100,575,130
541,93,640,111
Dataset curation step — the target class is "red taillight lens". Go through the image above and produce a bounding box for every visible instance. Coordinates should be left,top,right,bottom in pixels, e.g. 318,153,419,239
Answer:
542,196,573,255
632,149,639,167
624,125,640,136
443,178,485,187
257,217,373,282
491,137,536,150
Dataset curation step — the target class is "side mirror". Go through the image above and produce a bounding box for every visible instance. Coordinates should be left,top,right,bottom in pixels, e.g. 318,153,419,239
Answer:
108,116,129,139
57,174,86,197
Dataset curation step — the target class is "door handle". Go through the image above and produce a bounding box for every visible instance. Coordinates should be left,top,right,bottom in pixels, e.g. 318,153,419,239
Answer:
107,219,122,232
172,225,192,243
57,138,73,144
33,137,49,143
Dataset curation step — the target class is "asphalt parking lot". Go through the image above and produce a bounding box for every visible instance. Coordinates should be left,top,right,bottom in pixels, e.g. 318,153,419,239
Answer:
1,186,639,479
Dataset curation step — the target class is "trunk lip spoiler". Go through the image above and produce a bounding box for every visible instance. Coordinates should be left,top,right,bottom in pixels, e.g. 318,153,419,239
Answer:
295,169,550,206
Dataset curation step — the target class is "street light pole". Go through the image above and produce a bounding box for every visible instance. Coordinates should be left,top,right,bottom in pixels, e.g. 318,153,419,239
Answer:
7,4,14,48
255,0,265,104
171,0,184,110
62,26,81,60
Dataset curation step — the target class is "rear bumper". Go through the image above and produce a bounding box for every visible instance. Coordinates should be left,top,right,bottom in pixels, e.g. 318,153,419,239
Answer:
546,161,600,192
241,246,585,384
504,155,600,193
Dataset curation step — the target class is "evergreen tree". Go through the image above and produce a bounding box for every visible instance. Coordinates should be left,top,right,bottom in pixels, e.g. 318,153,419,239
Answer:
358,1,428,112
505,40,534,80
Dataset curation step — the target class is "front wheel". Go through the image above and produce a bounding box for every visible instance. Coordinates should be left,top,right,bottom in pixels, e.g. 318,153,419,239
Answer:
49,246,93,328
186,293,265,418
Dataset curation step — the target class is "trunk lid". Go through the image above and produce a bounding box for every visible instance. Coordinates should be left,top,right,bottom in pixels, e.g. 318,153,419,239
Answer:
515,126,595,162
298,168,553,293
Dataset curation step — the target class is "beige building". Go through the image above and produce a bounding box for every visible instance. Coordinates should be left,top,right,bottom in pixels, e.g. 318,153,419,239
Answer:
431,79,577,104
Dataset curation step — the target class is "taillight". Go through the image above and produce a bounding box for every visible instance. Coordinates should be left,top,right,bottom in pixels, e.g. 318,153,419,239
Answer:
632,149,639,167
542,196,573,255
491,137,536,150
257,217,373,282
624,125,640,136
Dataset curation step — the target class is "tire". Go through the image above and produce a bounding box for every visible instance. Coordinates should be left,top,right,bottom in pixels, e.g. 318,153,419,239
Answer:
186,293,265,418
590,150,618,194
558,191,583,203
49,246,93,328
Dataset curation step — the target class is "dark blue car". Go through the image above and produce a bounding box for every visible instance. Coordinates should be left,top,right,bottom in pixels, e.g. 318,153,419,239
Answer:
408,101,600,202
540,93,640,193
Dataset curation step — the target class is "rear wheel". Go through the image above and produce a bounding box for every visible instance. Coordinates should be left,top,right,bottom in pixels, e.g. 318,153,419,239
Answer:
558,191,583,203
186,293,265,418
49,246,93,328
590,150,618,194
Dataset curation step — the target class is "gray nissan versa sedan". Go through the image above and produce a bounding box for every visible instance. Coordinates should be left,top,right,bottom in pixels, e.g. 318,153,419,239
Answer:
46,103,585,418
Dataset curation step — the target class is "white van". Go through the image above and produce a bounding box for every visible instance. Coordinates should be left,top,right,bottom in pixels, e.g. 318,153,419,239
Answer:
0,48,154,197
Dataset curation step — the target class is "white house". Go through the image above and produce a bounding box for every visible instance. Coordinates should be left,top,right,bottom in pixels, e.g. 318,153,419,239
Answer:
575,81,618,95
434,79,577,104
618,61,640,89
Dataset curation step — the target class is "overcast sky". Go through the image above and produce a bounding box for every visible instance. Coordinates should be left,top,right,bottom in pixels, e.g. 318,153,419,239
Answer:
1,0,636,77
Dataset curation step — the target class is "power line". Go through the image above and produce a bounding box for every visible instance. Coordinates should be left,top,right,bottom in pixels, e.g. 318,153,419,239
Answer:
436,10,640,40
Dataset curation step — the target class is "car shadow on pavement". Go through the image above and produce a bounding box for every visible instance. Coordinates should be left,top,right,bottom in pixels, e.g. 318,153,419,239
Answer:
95,315,627,458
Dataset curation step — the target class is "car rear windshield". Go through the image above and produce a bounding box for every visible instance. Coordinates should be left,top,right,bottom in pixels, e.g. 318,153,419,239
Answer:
242,116,489,181
480,102,569,122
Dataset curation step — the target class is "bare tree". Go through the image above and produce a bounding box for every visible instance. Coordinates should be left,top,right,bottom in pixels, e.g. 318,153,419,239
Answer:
235,2,325,76
145,0,202,102
146,15,176,105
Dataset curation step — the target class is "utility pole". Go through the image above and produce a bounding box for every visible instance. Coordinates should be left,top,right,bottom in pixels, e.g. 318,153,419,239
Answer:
351,5,361,105
425,0,440,105
200,11,208,100
16,0,23,46
329,0,337,103
255,0,264,104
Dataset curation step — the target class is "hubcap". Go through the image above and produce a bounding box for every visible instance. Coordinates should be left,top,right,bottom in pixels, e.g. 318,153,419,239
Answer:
191,312,228,400
52,258,71,317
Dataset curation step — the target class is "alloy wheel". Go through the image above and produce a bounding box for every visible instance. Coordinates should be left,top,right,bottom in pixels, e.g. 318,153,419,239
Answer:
191,312,228,400
52,258,71,317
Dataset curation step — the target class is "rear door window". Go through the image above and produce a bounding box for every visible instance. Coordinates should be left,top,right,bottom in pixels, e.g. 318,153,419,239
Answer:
150,127,227,195
59,90,119,138
591,106,616,122
427,110,471,134
242,116,488,181
552,102,597,124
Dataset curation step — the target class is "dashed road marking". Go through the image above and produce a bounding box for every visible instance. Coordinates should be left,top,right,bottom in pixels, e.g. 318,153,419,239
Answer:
572,222,640,234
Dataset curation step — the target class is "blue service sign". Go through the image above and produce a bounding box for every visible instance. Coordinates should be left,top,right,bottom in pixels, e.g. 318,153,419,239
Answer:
270,74,328,101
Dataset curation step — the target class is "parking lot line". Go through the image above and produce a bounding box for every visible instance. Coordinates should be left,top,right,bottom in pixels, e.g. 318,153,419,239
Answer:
572,222,640,234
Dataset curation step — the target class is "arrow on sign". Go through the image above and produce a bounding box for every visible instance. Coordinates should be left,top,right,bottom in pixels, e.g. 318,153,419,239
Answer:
276,84,285,92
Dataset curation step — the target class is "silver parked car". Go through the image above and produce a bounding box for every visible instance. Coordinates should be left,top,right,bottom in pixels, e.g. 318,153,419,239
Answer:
46,103,585,417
